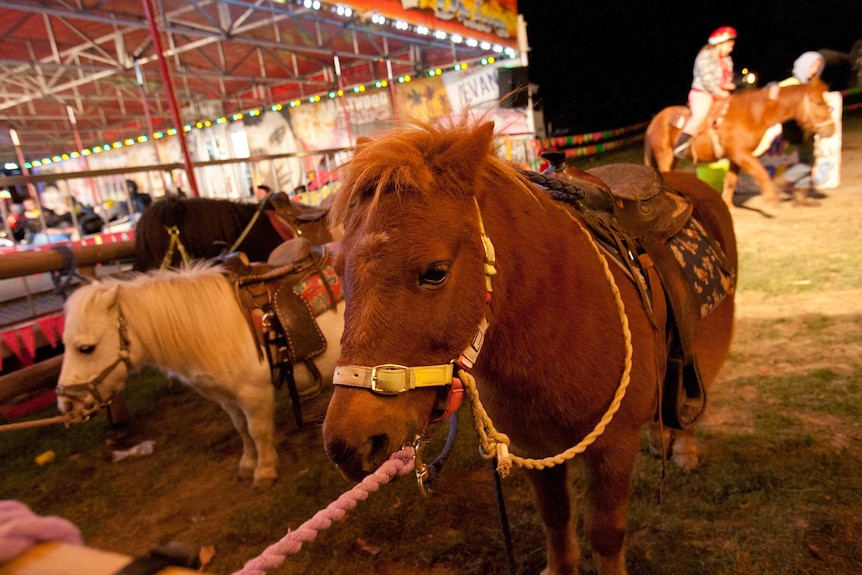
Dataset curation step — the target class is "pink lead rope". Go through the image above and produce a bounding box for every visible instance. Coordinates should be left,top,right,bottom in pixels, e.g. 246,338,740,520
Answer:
231,447,416,575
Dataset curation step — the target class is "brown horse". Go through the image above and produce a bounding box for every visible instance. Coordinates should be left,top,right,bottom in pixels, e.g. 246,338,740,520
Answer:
133,194,331,271
644,78,835,209
322,120,737,575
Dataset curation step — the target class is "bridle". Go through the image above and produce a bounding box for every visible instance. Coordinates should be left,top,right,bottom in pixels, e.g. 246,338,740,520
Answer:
55,307,132,421
801,90,834,134
331,197,496,488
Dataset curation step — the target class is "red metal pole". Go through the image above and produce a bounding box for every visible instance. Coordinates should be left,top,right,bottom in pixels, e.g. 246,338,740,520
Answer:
141,0,200,197
66,106,99,206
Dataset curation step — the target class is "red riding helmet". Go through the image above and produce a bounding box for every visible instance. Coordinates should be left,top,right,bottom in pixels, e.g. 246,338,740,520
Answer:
708,26,737,45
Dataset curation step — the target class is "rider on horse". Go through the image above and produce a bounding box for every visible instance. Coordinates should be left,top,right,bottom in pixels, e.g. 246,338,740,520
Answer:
674,26,738,161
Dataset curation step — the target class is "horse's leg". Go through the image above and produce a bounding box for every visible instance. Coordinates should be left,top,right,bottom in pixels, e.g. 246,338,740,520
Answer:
656,125,679,172
234,387,279,490
582,437,641,575
645,125,676,172
721,165,740,209
222,404,257,479
525,464,579,575
733,154,780,207
646,425,701,472
220,402,259,481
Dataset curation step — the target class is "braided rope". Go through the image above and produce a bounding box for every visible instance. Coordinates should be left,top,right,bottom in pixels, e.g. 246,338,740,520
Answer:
463,209,634,478
231,447,416,575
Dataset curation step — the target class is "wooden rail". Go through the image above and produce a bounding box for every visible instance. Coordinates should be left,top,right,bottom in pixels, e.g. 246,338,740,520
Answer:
0,355,63,405
0,240,136,280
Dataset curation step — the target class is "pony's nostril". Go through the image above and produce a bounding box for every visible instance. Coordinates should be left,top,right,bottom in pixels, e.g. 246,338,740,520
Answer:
368,433,389,461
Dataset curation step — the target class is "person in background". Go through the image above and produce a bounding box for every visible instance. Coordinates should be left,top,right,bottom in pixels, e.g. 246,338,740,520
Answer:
6,203,27,242
775,51,827,207
674,26,738,160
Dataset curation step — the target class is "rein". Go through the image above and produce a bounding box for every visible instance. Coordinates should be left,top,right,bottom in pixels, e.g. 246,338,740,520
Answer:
333,194,633,485
160,225,192,269
801,91,833,133
228,188,276,254
54,306,133,422
0,413,76,432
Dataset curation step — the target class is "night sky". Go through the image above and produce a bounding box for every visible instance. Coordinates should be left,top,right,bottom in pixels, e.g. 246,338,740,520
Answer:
517,1,862,135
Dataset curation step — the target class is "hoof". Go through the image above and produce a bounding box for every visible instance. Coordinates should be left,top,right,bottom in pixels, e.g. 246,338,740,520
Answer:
646,425,672,460
252,476,277,491
237,467,255,481
671,439,701,472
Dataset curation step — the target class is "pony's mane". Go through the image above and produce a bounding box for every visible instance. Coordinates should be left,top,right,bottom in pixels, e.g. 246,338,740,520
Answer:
92,263,259,374
329,118,536,226
141,197,258,244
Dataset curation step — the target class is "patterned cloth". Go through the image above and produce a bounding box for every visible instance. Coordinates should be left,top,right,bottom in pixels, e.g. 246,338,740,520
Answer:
668,218,736,318
294,245,342,316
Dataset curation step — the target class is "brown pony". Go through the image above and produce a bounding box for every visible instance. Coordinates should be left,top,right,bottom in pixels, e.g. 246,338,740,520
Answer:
322,120,737,575
644,77,835,209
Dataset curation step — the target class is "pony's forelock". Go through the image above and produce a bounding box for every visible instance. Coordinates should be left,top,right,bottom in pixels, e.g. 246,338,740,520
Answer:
330,118,507,227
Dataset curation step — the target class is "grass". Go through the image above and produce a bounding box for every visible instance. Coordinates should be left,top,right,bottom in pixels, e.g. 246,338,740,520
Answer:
3,353,861,574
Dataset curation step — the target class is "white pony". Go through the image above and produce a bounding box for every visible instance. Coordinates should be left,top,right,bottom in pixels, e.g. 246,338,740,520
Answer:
57,261,344,490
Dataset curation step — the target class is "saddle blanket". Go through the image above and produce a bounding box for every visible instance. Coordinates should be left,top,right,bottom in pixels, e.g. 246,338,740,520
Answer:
668,217,735,318
294,244,342,315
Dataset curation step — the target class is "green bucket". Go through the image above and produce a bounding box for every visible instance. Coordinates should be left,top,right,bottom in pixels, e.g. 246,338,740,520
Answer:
695,159,729,193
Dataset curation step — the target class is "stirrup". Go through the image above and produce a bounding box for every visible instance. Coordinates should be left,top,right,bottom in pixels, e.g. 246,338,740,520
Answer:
673,141,692,161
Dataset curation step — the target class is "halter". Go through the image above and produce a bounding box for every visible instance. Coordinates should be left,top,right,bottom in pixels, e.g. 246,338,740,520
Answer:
55,307,132,421
801,90,834,133
332,197,496,492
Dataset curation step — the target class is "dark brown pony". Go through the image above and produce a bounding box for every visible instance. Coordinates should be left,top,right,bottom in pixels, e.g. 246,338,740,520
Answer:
132,195,331,271
645,78,835,209
322,120,737,575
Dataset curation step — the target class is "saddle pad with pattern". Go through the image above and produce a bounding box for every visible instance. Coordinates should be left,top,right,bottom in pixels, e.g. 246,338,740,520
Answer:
667,217,736,318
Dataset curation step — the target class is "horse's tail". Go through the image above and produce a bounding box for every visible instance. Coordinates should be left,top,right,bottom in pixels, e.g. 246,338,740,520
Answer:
643,118,658,168
643,133,655,167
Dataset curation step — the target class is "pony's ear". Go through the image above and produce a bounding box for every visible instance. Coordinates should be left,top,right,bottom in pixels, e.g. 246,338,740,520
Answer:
97,284,121,311
464,122,496,156
437,122,497,182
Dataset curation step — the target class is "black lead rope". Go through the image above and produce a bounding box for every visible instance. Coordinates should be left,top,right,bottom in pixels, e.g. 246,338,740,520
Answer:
492,455,517,575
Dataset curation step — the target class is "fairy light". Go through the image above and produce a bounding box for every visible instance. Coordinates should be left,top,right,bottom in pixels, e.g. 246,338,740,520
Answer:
25,15,517,168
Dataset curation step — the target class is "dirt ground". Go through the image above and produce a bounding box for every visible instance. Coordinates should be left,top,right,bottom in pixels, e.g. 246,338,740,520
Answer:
699,113,862,445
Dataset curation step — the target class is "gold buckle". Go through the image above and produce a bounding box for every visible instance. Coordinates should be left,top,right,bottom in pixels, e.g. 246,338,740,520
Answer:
370,364,410,395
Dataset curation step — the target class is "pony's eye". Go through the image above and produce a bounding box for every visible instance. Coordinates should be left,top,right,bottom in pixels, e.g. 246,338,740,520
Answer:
419,262,450,287
77,344,95,355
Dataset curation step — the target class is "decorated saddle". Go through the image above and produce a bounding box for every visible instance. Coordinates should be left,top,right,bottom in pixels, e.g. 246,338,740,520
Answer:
529,156,736,429
220,237,342,427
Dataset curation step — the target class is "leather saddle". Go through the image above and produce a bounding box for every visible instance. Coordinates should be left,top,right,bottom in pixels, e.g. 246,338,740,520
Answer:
539,154,735,429
670,99,733,160
219,237,339,427
269,191,329,224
